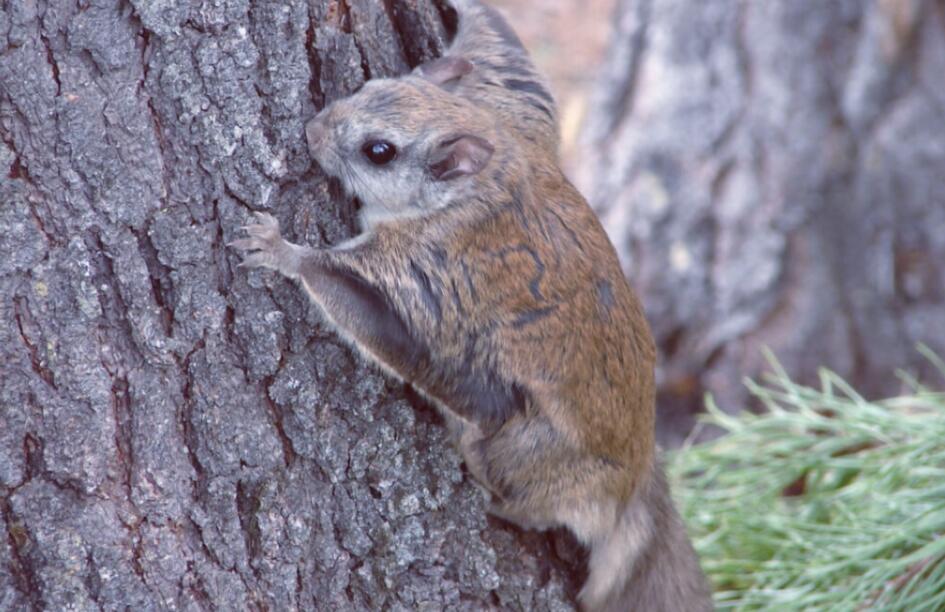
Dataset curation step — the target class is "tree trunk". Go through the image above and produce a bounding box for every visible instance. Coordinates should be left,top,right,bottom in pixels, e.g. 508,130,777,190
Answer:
576,0,945,443
0,1,579,609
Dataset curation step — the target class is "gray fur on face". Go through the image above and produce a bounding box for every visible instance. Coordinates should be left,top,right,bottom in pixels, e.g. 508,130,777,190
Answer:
307,78,498,230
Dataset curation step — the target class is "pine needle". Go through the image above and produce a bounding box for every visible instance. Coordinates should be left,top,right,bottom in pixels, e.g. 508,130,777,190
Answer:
670,358,945,611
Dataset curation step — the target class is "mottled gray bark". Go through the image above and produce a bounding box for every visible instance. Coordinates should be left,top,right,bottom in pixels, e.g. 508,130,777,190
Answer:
576,0,945,442
0,1,578,609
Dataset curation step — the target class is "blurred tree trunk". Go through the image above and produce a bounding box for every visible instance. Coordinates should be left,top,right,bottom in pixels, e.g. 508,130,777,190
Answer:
0,1,578,609
576,0,945,443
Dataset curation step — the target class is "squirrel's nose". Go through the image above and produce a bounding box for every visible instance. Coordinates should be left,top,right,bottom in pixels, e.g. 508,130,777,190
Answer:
305,118,327,152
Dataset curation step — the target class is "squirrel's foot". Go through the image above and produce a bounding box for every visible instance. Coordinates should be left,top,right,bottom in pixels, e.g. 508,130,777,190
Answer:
230,212,303,278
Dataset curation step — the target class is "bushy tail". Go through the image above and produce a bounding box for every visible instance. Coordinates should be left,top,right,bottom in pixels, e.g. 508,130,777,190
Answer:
583,464,712,612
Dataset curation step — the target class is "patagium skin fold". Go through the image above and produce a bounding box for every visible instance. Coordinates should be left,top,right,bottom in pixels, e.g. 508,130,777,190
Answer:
233,1,711,609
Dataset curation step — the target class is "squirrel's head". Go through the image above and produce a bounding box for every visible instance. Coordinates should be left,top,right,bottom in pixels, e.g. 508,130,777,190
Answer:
306,76,504,229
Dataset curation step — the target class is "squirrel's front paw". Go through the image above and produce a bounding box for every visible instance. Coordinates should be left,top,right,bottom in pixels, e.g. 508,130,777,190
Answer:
230,212,294,273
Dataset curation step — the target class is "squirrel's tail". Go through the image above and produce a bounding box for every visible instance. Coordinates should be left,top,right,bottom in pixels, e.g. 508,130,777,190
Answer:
580,463,712,612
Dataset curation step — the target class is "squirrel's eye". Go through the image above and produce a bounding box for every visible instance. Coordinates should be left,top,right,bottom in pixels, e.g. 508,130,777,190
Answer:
362,140,397,165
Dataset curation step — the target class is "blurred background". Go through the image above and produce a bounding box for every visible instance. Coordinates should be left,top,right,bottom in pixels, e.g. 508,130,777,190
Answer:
492,0,945,444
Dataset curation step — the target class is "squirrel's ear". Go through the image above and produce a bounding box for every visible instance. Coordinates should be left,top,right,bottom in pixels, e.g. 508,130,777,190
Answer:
428,134,494,181
417,56,474,88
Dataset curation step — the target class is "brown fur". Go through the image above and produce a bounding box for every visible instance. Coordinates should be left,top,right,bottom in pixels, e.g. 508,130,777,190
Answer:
415,0,560,154
232,2,710,610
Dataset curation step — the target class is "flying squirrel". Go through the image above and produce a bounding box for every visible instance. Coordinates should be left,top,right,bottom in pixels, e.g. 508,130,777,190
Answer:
232,1,711,609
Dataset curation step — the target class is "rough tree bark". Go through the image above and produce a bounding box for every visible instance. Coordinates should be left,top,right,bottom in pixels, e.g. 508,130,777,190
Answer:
0,1,579,609
576,0,945,442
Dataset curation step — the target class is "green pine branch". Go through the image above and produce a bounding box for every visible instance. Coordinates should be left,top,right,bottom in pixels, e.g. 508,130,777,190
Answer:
671,351,945,611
